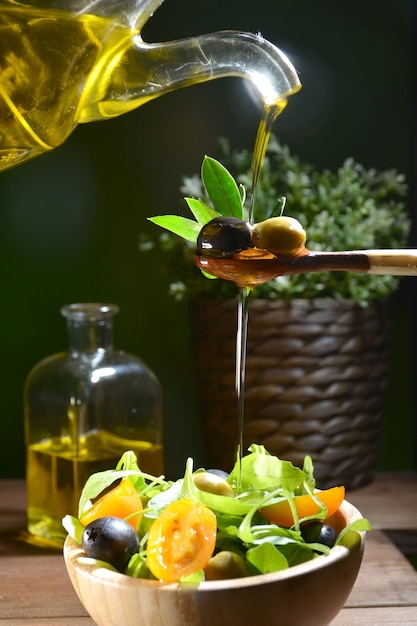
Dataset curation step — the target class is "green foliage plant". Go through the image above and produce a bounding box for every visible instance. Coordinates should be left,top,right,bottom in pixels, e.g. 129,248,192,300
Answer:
141,135,410,306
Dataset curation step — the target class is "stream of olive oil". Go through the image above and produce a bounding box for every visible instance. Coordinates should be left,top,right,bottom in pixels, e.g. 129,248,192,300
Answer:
234,101,287,488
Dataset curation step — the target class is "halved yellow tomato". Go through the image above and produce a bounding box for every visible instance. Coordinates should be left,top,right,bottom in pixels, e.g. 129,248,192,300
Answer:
80,477,143,529
146,498,217,582
260,486,345,527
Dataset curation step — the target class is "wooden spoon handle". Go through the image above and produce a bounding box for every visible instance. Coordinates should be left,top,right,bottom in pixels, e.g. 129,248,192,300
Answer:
296,250,417,276
194,249,417,288
360,250,417,275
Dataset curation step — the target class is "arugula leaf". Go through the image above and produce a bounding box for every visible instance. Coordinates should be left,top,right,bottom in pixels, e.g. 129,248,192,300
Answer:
336,518,372,548
246,542,288,574
180,569,205,584
62,514,84,544
126,553,153,579
278,542,321,566
181,457,254,516
201,156,244,219
144,480,183,520
196,489,254,517
300,455,316,493
77,451,167,517
76,556,119,572
115,451,146,493
228,445,306,492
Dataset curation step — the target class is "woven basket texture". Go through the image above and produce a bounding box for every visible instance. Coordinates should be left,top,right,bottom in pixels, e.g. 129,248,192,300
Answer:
189,298,391,489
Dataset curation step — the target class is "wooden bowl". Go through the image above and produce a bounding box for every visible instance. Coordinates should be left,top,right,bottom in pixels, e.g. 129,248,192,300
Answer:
64,498,365,626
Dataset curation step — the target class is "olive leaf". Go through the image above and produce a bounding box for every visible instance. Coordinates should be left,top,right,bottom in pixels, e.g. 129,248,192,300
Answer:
148,215,201,244
142,136,410,305
201,155,244,219
147,157,241,246
184,197,219,225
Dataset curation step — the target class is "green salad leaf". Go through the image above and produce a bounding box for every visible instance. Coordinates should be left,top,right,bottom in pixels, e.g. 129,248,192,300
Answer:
228,444,306,492
246,542,288,574
77,452,168,518
62,514,84,544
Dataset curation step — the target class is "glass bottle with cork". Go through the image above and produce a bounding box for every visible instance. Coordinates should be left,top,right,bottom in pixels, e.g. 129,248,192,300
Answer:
24,302,163,546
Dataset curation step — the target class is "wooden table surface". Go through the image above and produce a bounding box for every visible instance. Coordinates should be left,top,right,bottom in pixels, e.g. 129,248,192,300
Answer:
1,474,417,625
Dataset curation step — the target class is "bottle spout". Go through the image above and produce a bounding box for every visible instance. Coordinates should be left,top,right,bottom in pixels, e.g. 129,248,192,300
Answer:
150,30,302,106
80,30,301,122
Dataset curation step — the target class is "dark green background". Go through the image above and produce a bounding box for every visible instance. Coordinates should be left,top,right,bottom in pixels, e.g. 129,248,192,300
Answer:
0,0,415,478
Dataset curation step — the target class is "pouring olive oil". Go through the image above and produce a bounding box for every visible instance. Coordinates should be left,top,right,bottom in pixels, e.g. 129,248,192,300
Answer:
235,101,286,484
4,0,303,542
151,108,417,489
151,98,301,488
0,0,301,171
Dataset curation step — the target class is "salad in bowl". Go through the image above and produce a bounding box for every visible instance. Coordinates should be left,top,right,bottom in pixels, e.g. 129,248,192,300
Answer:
63,445,369,626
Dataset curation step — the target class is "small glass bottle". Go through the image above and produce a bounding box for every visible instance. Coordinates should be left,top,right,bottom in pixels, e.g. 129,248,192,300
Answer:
24,303,163,545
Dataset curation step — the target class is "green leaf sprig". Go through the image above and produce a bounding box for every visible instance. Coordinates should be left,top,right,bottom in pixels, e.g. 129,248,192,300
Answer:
148,156,246,244
142,135,410,305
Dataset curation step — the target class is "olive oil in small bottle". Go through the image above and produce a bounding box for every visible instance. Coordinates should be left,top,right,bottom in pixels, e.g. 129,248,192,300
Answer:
24,303,163,546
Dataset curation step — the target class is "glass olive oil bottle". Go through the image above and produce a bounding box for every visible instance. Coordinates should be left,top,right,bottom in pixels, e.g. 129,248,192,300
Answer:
24,303,163,546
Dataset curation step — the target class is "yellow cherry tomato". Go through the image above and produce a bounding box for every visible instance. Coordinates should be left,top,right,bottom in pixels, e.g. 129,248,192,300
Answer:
80,478,143,529
260,486,345,527
146,498,217,582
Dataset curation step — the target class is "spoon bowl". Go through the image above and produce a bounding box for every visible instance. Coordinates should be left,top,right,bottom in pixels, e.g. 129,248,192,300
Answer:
195,248,417,288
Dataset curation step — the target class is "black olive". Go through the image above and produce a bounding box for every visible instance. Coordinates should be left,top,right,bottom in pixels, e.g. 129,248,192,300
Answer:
300,520,338,548
82,516,139,572
207,468,230,480
196,216,253,258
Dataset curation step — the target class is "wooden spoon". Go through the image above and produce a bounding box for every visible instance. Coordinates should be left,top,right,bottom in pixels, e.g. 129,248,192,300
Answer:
194,248,417,288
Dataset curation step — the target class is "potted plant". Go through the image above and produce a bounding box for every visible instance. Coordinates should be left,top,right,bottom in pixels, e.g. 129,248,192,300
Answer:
141,135,410,488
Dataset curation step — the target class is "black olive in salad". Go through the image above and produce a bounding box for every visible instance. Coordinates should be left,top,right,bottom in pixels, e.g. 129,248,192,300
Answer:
82,516,139,572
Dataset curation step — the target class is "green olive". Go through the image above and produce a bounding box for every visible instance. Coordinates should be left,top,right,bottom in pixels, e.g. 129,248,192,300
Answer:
193,471,234,497
204,551,250,580
252,216,306,255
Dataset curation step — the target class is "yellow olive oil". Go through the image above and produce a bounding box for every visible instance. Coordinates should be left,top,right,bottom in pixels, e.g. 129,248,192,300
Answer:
26,430,163,545
248,100,288,223
1,2,301,171
235,101,287,485
0,5,151,170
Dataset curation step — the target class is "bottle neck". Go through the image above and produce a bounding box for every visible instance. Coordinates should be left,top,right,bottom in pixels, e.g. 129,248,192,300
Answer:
61,303,119,354
78,31,301,123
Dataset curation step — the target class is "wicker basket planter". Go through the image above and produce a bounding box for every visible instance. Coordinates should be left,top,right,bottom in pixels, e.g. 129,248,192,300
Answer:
189,298,391,489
